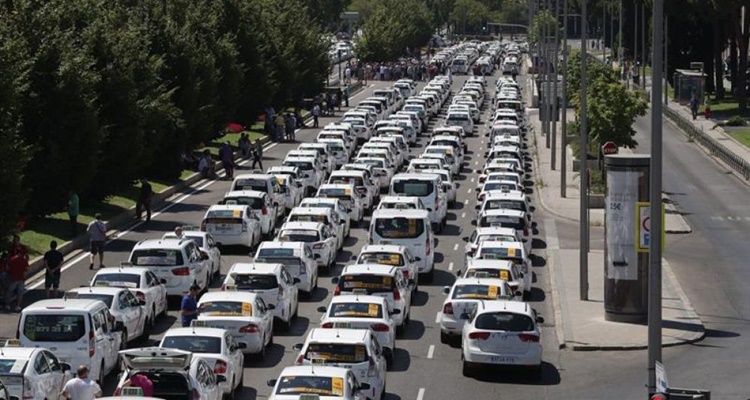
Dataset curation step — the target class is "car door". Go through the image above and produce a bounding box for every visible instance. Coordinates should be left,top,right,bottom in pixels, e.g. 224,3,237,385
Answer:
43,350,69,399
206,235,221,273
187,243,207,287
147,271,166,315
226,334,243,384
32,351,53,399
93,310,117,372
245,207,262,244
270,180,285,218
117,291,139,340
280,267,297,316
396,271,411,310
126,290,146,337
255,298,273,339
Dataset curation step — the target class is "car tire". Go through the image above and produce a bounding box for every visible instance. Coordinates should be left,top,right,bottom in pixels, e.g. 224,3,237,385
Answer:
237,369,244,391
278,317,290,333
523,290,531,301
462,361,474,377
440,331,451,344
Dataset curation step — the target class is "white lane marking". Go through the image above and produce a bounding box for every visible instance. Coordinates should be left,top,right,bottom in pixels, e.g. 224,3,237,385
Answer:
470,177,475,183
427,345,435,359
27,142,282,291
467,188,472,193
448,262,454,271
481,141,484,145
417,388,426,400
461,212,466,218
453,243,459,251
435,312,441,323
464,199,469,204
474,160,478,165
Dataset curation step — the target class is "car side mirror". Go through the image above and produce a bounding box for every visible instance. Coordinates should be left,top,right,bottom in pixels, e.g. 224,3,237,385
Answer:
217,375,227,383
456,270,462,277
160,278,167,284
474,205,480,210
200,251,209,261
267,379,277,387
317,306,327,313
266,304,276,310
61,363,72,372
442,286,450,294
359,383,371,391
536,316,545,324
414,257,422,262
293,278,301,284
292,343,304,351
390,309,401,315
515,291,523,297
474,187,480,192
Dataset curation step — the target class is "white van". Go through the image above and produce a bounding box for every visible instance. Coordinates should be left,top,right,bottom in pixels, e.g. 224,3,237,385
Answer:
369,209,435,280
18,299,124,384
389,173,447,233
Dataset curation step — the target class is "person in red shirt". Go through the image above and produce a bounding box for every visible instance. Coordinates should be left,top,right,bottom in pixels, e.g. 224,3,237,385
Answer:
122,374,153,397
6,235,28,312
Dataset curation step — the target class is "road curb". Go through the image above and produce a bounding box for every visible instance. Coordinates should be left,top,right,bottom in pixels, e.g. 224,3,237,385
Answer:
543,220,569,350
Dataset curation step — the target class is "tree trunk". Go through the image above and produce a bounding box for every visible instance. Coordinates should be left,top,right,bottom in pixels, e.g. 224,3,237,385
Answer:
738,12,750,111
731,29,738,95
714,19,726,99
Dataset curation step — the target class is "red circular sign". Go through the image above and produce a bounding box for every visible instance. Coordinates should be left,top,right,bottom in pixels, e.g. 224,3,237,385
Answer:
602,141,618,155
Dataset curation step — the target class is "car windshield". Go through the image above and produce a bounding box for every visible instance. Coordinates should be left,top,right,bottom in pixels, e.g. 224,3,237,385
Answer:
373,217,425,239
276,376,342,397
199,301,252,317
73,293,114,308
93,273,141,289
339,274,394,294
161,336,222,354
392,180,434,196
452,284,505,300
329,302,384,318
358,159,384,168
475,312,535,332
289,214,329,224
22,314,86,342
278,230,320,242
181,235,205,248
304,343,369,363
131,249,183,267
232,274,278,290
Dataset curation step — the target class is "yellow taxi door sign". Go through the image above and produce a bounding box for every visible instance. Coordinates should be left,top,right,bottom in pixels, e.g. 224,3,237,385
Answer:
232,209,242,218
368,303,379,316
331,377,344,396
487,286,498,298
500,270,509,281
242,303,253,316
507,247,516,257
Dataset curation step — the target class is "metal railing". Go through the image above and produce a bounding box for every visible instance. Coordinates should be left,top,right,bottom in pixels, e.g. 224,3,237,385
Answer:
662,106,750,180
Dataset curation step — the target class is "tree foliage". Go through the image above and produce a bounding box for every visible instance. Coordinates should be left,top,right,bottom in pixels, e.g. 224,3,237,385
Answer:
0,0,331,239
355,0,435,61
531,9,558,43
448,0,489,35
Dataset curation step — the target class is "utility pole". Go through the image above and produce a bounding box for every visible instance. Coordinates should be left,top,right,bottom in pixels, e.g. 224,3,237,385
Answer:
648,0,664,394
633,2,638,90
664,16,668,105
641,2,646,90
580,0,589,300
602,1,606,60
551,0,559,170
544,0,551,146
560,0,568,197
610,1,615,62
619,0,623,76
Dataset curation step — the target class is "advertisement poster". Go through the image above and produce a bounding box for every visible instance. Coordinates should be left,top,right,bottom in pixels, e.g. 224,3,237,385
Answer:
605,170,640,280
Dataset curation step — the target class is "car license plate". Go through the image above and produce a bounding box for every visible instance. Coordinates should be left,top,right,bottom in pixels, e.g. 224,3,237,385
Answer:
335,323,351,329
490,356,516,364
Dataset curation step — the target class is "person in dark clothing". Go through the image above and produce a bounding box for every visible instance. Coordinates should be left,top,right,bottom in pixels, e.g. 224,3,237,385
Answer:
44,241,63,298
135,178,153,221
181,284,201,327
219,141,234,179
285,113,295,142
251,139,264,170
294,108,307,129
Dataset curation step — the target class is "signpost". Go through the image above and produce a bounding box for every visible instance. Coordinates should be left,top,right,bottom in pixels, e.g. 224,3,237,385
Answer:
635,202,665,253
655,361,669,394
601,141,618,155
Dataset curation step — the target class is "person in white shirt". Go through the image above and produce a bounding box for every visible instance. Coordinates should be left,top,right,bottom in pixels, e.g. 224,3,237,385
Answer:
61,366,102,400
174,226,185,239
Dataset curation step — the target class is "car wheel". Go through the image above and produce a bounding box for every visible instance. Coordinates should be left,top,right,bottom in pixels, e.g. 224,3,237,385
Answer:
523,290,531,301
237,368,244,390
462,361,474,377
425,268,434,283
440,331,451,344
531,364,543,379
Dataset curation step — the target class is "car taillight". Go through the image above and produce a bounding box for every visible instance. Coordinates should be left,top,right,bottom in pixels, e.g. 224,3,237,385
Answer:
321,322,333,328
368,359,378,377
468,331,491,340
135,291,146,303
333,285,341,295
392,287,401,301
191,389,201,400
89,329,95,356
313,242,326,249
261,206,268,215
295,354,304,364
371,323,390,332
519,333,540,343
239,324,259,333
214,360,228,374
523,226,529,236
172,267,190,276
242,221,248,232
443,302,453,315
23,378,31,399
200,221,206,232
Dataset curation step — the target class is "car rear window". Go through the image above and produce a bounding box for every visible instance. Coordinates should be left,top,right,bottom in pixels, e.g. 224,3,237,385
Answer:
357,159,384,168
276,376,342,397
358,252,404,266
339,274,394,294
475,312,535,332
392,180,434,196
199,301,252,317
232,274,278,290
478,246,523,262
182,235,205,248
484,183,517,192
373,217,425,239
93,273,141,288
233,179,267,192
73,294,114,308
479,215,525,230
255,257,303,271
304,343,369,363
289,214,329,224
452,284,504,300
284,160,313,170
223,196,265,209
329,302,384,318
318,188,352,199
22,314,86,342
130,249,183,267
278,230,320,242
161,336,222,354
330,176,364,187
465,268,511,281
379,202,417,210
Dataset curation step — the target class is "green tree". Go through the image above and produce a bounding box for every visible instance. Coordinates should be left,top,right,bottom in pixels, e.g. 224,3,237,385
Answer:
499,0,529,25
531,9,558,43
449,0,489,35
355,0,435,62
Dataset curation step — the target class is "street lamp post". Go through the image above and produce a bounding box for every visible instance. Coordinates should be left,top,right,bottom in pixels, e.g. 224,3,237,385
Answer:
641,2,646,90
580,0,589,300
560,0,568,197
551,0,559,170
619,0,623,75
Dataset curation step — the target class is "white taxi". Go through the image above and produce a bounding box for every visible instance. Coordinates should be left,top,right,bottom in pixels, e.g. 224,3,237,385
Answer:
159,327,244,396
128,238,212,296
194,290,274,358
460,259,527,299
300,198,351,238
332,264,413,330
0,341,72,400
317,184,365,225
286,207,345,251
267,366,370,400
317,295,397,367
472,241,532,299
201,205,262,249
353,157,395,190
66,286,147,345
439,278,518,343
328,171,378,211
355,245,420,293
376,196,426,211
292,329,387,400
253,241,319,296
463,226,525,262
420,169,457,208
90,266,168,330
423,145,460,176
461,301,544,378
219,190,279,238
221,262,299,330
162,228,222,279
277,222,338,271
271,173,305,211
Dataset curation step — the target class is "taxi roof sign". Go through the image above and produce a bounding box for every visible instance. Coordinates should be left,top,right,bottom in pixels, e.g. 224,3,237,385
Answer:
224,285,238,291
94,281,111,287
4,339,21,347
191,320,209,327
120,261,134,268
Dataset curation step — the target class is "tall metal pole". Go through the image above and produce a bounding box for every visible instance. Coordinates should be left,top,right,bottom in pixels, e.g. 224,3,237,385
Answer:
610,1,615,61
602,1,606,60
544,0,552,146
560,0,568,197
641,2,646,90
664,15,669,105
551,0,559,169
633,2,638,90
648,0,664,393
579,0,589,300
619,0,623,76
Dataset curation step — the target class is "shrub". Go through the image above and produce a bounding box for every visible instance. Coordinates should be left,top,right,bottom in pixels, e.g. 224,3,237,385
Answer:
725,115,747,126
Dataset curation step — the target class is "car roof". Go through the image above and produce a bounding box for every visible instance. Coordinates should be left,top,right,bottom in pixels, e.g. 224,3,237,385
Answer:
68,286,128,296
198,291,258,303
330,170,365,177
95,266,151,276
133,238,189,250
478,241,524,250
229,262,283,274
476,226,518,235
372,209,429,219
484,190,526,200
478,300,533,315
480,209,526,217
162,327,227,339
341,263,398,275
280,221,325,230
289,207,333,216
224,190,267,198
257,241,306,251
359,244,407,254
392,172,440,180
207,204,249,212
454,277,511,288
0,346,37,359
330,294,387,305
379,196,420,203
319,183,355,190
278,365,349,378
25,298,107,312
233,173,274,180
466,259,515,269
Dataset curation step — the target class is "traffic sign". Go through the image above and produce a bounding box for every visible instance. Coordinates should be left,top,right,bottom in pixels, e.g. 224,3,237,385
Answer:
655,361,669,393
602,141,618,155
636,202,665,253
